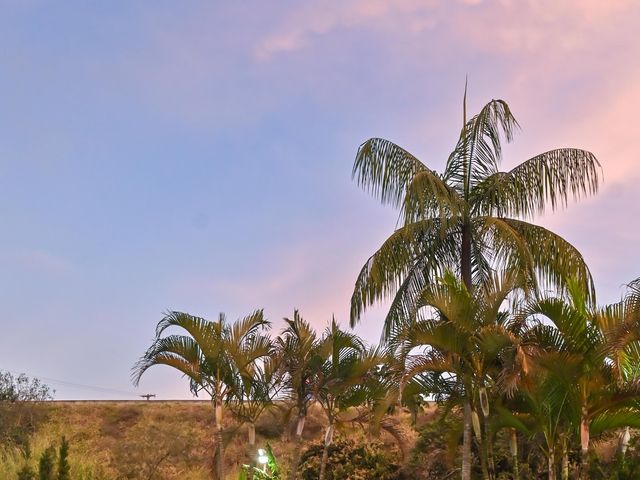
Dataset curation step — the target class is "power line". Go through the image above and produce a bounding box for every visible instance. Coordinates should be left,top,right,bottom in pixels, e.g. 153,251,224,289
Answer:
1,368,140,398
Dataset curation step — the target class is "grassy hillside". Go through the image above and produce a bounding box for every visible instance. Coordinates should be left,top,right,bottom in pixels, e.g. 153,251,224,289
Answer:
0,401,414,479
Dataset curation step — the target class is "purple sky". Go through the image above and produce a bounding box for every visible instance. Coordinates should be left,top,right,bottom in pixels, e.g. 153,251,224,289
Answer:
1,0,639,399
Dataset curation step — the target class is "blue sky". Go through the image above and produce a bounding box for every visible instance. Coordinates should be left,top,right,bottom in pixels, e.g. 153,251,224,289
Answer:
1,0,639,399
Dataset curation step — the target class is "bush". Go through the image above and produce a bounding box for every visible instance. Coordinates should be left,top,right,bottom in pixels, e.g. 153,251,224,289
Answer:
57,437,70,480
38,446,56,480
297,437,400,480
406,411,460,479
0,372,54,402
17,465,36,480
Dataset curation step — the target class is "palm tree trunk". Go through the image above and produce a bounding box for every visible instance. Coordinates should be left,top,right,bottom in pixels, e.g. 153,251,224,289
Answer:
473,407,489,480
479,443,490,480
461,221,473,480
318,422,335,480
561,438,569,480
619,426,631,457
481,407,495,480
462,402,472,480
286,414,306,480
509,429,519,480
548,450,556,480
247,422,256,480
214,403,224,480
579,409,589,480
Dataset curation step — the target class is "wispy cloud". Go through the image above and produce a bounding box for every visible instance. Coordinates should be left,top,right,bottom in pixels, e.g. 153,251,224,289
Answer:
254,0,637,60
254,0,440,60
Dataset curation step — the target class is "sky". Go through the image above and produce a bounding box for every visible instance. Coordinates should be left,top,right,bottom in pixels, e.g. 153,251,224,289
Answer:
1,0,639,400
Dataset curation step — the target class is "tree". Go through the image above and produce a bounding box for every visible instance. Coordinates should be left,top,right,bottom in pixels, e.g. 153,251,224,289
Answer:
276,311,324,480
57,437,70,480
350,92,600,479
518,279,640,480
0,372,54,402
132,309,271,480
228,352,282,479
0,372,54,451
597,277,640,457
38,446,56,480
393,270,530,480
313,320,379,480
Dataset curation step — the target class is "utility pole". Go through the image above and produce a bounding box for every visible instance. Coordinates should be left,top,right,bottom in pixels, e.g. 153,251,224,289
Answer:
140,394,156,401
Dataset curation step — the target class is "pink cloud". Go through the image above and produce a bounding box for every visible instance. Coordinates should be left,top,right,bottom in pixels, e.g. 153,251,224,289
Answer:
254,0,440,60
254,0,637,60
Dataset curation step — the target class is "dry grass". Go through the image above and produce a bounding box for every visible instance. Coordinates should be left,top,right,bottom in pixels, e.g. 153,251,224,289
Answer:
0,401,415,479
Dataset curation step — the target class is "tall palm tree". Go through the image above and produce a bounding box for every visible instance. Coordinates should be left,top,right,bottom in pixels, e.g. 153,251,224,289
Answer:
132,310,271,480
351,94,600,335
276,311,324,480
350,92,600,479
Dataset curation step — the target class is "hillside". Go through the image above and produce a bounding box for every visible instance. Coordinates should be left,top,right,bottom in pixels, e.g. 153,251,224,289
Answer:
0,401,416,479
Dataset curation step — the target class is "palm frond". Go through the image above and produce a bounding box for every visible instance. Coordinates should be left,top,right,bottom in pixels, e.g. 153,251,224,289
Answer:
472,148,600,218
350,218,458,327
445,99,519,195
487,218,595,302
352,138,429,208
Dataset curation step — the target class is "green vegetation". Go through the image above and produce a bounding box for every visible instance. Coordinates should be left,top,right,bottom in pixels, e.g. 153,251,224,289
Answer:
132,310,273,480
2,96,640,479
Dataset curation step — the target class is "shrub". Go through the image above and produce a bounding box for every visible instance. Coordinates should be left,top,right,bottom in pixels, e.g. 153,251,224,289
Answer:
17,465,36,480
0,372,54,403
57,437,70,480
407,411,460,479
297,437,400,480
38,446,56,480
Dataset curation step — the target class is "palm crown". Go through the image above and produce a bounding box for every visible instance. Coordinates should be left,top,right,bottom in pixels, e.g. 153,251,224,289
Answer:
350,96,601,338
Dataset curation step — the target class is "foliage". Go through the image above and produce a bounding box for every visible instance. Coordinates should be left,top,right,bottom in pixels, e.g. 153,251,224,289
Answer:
276,310,324,424
0,372,54,403
38,446,56,480
56,437,70,480
297,438,401,480
0,373,54,452
350,97,599,338
238,443,280,480
17,465,36,480
408,412,461,479
132,309,274,479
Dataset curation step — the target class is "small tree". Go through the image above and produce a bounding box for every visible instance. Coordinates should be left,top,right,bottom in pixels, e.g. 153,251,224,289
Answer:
313,320,379,480
276,311,324,480
57,437,70,480
38,446,56,480
0,372,54,402
17,465,36,480
133,309,272,480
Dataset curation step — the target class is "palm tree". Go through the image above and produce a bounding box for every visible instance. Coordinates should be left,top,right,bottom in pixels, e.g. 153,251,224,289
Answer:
394,270,529,480
227,345,282,478
313,319,378,480
598,277,640,457
132,310,271,480
518,280,640,479
350,92,600,479
275,311,324,480
499,356,575,480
